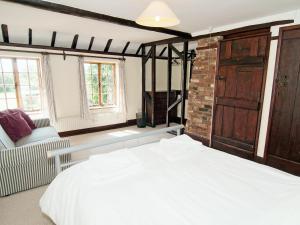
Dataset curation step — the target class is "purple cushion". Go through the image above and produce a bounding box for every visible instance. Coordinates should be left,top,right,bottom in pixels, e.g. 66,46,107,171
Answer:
0,112,32,142
7,109,36,129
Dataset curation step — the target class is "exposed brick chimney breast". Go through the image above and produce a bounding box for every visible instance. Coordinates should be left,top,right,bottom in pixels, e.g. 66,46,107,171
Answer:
186,36,223,143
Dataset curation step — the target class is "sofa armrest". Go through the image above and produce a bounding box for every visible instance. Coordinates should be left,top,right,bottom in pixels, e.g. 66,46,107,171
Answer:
33,118,51,128
0,138,70,168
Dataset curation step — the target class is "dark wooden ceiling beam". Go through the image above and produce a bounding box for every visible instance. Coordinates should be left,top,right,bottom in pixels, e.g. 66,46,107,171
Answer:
51,31,56,47
1,24,9,43
122,41,130,54
71,34,79,49
104,39,112,52
4,0,191,38
88,36,95,51
136,44,143,55
159,47,167,57
28,28,32,45
144,19,294,46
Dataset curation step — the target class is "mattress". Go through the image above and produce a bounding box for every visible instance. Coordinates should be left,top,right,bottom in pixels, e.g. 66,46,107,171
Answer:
40,135,300,225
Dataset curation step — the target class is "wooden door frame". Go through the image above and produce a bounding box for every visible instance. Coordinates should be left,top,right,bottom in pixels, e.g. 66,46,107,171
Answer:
211,32,271,160
264,25,300,161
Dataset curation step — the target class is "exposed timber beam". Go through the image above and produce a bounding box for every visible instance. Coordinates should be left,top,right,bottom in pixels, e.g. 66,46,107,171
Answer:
122,41,130,54
88,36,94,50
104,39,112,52
4,0,191,38
1,24,9,43
51,31,56,47
144,19,294,46
136,44,142,55
71,34,79,49
159,47,167,57
28,28,32,45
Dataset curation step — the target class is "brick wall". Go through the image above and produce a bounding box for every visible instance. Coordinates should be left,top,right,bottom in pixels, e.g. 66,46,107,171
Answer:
186,36,223,143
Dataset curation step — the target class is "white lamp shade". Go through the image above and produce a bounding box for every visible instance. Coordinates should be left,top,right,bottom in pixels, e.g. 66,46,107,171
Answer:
136,1,180,27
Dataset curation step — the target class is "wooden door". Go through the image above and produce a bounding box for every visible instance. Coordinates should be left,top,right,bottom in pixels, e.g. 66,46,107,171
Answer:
212,33,270,159
266,25,300,175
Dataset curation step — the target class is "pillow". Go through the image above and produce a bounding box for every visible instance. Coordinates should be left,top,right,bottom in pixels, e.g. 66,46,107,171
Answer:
7,109,36,129
0,112,32,142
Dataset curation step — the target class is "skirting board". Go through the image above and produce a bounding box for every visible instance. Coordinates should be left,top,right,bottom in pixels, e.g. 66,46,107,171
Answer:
59,119,137,137
184,131,210,146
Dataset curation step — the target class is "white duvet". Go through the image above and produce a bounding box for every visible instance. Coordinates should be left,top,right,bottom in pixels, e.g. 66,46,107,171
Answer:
40,135,300,225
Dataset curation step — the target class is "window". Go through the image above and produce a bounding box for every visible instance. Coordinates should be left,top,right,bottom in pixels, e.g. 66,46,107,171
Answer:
84,62,116,108
0,57,42,113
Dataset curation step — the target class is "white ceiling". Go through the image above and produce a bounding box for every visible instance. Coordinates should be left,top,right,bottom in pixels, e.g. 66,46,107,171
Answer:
47,0,300,33
0,0,299,55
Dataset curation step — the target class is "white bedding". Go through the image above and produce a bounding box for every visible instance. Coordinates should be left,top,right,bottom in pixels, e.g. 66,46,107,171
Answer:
40,135,300,225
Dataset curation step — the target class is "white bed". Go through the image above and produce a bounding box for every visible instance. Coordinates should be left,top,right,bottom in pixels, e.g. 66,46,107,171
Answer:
40,135,300,225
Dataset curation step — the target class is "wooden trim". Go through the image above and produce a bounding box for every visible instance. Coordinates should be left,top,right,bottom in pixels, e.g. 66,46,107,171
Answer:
136,44,143,55
88,36,95,51
71,34,79,49
28,28,32,45
5,0,191,38
267,155,300,176
144,20,294,46
271,36,279,40
151,45,156,127
51,31,56,47
1,24,9,43
185,132,210,146
0,42,146,58
159,47,167,57
58,119,137,137
104,39,113,52
122,42,130,54
254,155,266,164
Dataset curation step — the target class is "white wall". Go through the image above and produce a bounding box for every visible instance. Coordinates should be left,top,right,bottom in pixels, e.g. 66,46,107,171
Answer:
50,55,142,132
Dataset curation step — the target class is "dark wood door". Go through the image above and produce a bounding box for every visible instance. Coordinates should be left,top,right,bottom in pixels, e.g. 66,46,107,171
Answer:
266,25,300,175
212,33,270,159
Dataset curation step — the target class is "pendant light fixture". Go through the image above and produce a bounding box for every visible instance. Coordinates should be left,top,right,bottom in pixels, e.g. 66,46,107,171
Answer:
136,1,180,28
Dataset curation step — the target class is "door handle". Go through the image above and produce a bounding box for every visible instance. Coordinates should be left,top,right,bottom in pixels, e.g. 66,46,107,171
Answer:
216,75,226,81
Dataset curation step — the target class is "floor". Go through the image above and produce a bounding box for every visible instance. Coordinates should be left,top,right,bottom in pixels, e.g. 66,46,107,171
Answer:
0,125,174,225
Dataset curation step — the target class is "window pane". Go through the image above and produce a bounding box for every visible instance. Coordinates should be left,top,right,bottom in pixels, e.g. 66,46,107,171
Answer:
84,64,91,75
0,99,7,110
7,98,17,109
20,85,30,97
16,59,28,72
91,64,98,75
1,59,13,72
22,96,31,110
29,73,39,86
3,73,15,85
27,60,38,72
5,85,16,99
19,72,29,85
0,85,5,98
30,96,41,111
102,93,107,105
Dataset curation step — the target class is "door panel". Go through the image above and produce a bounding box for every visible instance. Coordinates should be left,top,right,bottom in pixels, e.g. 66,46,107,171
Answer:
266,25,300,175
212,33,270,159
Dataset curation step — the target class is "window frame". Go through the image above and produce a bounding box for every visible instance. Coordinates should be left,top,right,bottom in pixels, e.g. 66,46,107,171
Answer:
84,61,117,110
0,56,43,114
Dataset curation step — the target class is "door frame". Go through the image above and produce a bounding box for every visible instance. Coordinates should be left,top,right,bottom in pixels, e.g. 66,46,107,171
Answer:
264,25,300,161
211,32,271,159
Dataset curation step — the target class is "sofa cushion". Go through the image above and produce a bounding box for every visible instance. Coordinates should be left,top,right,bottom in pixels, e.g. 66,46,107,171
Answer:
0,112,32,142
7,109,36,130
15,126,59,147
0,125,15,149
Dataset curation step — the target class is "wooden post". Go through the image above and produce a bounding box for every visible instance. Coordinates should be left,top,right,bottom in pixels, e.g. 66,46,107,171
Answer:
166,44,172,127
181,41,188,129
141,45,146,121
151,45,156,127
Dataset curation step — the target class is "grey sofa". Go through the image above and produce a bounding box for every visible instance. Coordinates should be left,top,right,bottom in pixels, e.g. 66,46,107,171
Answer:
0,118,71,196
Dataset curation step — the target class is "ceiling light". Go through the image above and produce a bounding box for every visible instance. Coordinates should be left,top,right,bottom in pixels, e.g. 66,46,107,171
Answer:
136,1,180,28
